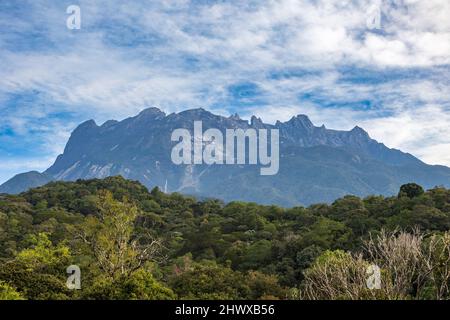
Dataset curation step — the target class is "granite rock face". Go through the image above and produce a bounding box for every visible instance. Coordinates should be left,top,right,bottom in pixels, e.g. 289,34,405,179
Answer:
2,107,450,206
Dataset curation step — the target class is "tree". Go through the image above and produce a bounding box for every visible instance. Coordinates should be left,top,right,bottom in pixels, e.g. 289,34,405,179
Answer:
15,233,71,272
81,269,175,300
246,271,287,299
387,205,450,231
364,229,424,299
301,230,450,300
300,218,352,250
300,250,374,300
1,176,450,300
76,191,163,279
169,261,251,299
419,232,450,299
169,260,286,300
0,281,24,300
0,233,72,300
399,183,425,199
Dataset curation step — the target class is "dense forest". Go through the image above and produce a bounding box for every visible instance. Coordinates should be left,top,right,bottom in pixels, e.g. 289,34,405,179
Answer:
0,176,449,300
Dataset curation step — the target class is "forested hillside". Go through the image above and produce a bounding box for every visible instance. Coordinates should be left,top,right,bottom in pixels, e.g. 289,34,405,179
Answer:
1,176,449,300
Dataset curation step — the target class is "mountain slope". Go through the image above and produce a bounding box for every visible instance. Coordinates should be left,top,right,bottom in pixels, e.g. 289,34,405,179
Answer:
1,107,450,206
0,171,53,195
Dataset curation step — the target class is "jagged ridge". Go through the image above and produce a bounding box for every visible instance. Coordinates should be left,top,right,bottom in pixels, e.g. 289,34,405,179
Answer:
1,107,449,206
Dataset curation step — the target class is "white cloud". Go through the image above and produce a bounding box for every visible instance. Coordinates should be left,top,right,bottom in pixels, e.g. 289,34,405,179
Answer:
0,0,450,184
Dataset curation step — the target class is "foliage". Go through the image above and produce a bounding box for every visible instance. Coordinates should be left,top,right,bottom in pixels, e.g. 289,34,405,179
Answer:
0,177,449,300
0,281,24,300
399,183,425,199
0,233,72,299
301,229,450,300
81,269,175,300
74,191,163,279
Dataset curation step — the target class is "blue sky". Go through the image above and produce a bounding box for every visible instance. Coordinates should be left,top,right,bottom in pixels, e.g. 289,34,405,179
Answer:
1,0,450,184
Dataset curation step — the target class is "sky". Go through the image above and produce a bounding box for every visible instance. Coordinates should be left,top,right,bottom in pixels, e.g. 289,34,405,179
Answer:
0,0,450,184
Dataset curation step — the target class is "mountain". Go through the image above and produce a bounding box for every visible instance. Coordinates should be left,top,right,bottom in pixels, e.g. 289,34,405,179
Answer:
0,171,53,195
2,107,450,206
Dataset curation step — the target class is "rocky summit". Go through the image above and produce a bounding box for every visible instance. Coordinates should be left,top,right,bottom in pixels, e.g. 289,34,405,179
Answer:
2,107,450,206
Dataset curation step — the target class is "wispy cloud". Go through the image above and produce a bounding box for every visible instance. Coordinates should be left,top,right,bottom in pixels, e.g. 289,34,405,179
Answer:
0,0,450,183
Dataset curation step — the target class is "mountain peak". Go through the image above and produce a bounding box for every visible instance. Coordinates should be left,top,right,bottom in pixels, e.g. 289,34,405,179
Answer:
350,125,370,138
137,107,166,119
287,114,314,130
79,119,97,128
0,171,53,194
229,113,241,121
178,108,214,118
101,120,118,128
250,115,264,127
2,107,442,205
72,119,98,135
